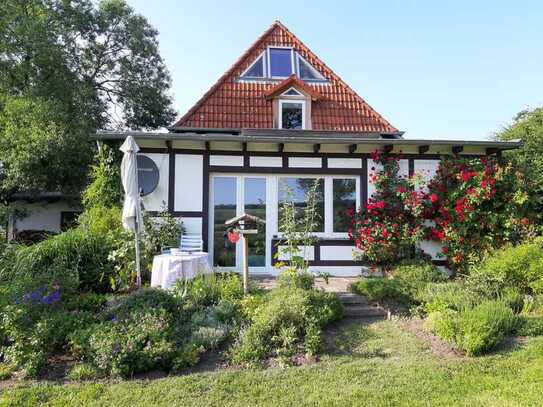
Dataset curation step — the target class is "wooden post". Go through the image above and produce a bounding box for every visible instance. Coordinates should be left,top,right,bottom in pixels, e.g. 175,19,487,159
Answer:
242,233,249,294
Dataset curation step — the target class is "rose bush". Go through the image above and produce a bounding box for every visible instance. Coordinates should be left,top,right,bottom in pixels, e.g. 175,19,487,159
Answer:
349,151,535,273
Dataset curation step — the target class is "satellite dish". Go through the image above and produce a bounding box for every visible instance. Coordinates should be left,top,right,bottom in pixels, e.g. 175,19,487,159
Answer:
137,155,159,196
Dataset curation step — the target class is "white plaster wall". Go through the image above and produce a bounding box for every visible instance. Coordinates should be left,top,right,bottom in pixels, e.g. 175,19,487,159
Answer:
328,158,362,169
367,158,409,199
13,201,80,235
209,155,244,166
277,245,315,261
320,245,357,261
139,153,169,212
414,159,440,190
417,240,444,260
181,217,203,235
250,156,282,167
288,157,322,168
175,154,203,212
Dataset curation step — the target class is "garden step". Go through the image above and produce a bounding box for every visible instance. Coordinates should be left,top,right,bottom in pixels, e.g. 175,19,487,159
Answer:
335,292,372,305
342,305,387,318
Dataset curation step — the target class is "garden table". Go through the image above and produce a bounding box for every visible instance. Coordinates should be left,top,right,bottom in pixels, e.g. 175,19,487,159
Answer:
150,252,212,289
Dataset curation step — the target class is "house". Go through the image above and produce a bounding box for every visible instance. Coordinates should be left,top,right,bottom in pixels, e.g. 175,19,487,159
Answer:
12,21,520,275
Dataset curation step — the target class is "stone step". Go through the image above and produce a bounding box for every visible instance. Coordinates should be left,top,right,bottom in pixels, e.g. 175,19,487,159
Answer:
343,304,387,318
335,292,371,305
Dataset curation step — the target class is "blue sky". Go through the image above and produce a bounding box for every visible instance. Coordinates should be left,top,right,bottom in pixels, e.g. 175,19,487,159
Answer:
128,0,542,140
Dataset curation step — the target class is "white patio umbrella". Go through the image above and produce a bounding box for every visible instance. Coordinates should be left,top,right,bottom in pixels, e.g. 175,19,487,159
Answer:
120,136,144,288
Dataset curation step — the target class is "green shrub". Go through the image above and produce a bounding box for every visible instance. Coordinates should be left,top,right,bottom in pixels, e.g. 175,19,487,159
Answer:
516,316,543,336
457,300,517,356
349,277,405,303
170,343,202,372
173,273,244,309
307,290,344,326
0,363,17,380
2,303,95,377
191,326,227,350
106,288,180,320
499,287,525,314
350,262,444,306
466,239,543,298
277,268,315,290
83,309,175,378
425,310,459,342
7,228,114,294
393,261,447,302
230,286,343,366
426,300,518,355
422,282,478,313
67,363,103,381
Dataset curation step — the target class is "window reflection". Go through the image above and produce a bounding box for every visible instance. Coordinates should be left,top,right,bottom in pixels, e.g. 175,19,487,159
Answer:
333,178,356,232
244,178,266,267
213,177,236,267
278,178,324,232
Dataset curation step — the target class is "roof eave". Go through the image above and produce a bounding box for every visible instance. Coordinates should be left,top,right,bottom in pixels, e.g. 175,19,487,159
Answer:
91,131,522,150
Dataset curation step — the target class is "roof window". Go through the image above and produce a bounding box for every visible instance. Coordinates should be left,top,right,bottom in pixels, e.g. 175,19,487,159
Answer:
240,47,327,82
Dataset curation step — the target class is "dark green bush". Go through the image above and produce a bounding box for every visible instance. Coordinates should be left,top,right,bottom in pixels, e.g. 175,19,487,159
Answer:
350,277,407,303
516,316,543,336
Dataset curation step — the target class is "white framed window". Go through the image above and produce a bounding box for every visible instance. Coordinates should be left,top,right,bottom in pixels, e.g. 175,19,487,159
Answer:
279,99,305,129
277,174,359,237
240,47,327,82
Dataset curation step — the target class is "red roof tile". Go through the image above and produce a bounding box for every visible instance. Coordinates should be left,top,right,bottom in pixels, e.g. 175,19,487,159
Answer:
174,21,398,134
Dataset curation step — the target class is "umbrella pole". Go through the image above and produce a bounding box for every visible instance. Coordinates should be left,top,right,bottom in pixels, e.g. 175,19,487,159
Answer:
135,214,142,289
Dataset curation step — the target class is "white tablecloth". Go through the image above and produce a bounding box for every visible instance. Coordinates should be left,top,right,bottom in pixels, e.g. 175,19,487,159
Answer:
151,252,212,289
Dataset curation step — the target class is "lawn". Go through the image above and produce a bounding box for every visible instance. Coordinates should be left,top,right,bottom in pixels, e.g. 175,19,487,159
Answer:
2,320,542,407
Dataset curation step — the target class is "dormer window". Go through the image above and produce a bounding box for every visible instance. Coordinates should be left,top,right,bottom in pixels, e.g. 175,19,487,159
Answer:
279,100,305,129
240,47,327,82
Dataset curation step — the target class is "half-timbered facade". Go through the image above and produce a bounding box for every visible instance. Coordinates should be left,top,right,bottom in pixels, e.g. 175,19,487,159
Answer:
90,21,520,275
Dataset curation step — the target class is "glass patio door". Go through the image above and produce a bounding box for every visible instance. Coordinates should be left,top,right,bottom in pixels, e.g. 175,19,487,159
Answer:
211,175,267,270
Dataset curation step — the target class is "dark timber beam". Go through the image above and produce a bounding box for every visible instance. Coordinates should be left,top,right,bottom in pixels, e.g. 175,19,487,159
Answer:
348,144,357,154
165,140,172,151
418,145,430,154
278,143,285,153
313,144,321,153
383,144,394,154
486,147,499,156
205,141,210,151
242,142,247,152
452,145,464,155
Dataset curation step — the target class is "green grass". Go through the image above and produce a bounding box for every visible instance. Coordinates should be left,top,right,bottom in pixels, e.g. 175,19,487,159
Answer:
2,320,543,406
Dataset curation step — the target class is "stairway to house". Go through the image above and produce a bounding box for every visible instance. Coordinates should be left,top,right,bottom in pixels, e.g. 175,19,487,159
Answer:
336,292,388,319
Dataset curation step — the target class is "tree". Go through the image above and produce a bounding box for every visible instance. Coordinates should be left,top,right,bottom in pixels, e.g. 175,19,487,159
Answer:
496,107,543,214
0,0,176,199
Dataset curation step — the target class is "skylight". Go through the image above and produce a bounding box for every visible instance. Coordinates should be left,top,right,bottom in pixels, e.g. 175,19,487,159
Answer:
240,48,327,82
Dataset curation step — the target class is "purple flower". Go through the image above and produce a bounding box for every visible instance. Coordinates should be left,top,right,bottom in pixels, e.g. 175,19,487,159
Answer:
42,289,61,305
112,343,120,354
